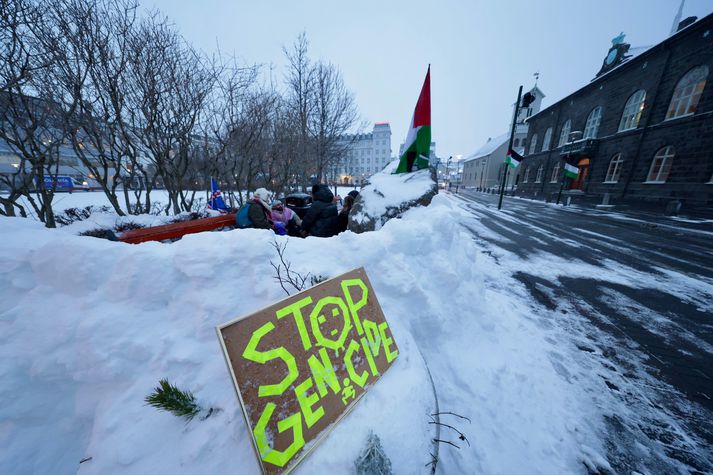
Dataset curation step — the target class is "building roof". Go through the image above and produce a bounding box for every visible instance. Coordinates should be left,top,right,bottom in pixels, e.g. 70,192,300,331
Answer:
464,132,509,162
527,12,712,123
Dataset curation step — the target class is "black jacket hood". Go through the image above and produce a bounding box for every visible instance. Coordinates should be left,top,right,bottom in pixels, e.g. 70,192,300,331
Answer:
312,185,334,203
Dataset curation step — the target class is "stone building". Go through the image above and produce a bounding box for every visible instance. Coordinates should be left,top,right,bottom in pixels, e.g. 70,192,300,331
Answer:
331,123,392,186
517,14,713,215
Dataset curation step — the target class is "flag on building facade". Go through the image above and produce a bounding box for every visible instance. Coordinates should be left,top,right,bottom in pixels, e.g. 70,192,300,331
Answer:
395,66,431,174
505,149,523,169
564,163,579,179
208,177,228,212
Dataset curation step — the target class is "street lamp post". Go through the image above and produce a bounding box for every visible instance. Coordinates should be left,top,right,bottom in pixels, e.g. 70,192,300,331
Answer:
445,156,452,189
498,85,523,210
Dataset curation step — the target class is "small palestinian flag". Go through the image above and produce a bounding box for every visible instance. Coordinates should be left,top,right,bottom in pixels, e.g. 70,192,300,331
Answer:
395,66,431,174
564,163,579,179
505,149,523,169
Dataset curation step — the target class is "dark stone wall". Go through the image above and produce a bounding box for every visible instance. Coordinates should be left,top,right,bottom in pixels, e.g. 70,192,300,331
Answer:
517,14,713,212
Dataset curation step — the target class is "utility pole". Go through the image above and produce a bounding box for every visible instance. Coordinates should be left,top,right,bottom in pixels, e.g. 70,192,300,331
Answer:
498,85,523,210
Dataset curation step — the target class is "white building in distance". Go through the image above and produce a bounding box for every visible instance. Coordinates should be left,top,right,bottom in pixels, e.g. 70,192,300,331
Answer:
331,122,392,185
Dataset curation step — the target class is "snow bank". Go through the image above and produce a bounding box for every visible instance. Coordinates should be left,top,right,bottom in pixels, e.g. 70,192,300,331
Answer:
350,160,437,232
1,194,604,474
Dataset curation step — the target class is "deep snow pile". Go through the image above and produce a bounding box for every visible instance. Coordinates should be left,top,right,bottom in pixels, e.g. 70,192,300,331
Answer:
349,160,437,232
1,194,607,474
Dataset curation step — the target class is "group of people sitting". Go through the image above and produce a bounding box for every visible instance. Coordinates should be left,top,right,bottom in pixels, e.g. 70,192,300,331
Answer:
239,184,358,238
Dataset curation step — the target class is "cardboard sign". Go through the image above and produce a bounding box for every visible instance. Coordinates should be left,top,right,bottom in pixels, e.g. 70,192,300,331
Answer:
217,267,399,475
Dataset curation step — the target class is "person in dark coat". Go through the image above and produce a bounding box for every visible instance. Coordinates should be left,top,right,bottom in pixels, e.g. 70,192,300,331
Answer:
336,194,354,233
301,184,338,237
247,188,273,230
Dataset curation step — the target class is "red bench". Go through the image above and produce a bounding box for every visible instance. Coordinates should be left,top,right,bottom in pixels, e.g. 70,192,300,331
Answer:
118,214,236,244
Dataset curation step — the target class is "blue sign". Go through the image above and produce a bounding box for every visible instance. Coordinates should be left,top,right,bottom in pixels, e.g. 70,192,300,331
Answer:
42,176,74,190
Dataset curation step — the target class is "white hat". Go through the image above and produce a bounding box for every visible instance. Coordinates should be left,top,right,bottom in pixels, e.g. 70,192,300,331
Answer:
253,188,271,202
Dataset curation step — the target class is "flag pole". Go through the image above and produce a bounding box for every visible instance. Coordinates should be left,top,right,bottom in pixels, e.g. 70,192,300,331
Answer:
556,160,566,205
498,85,523,210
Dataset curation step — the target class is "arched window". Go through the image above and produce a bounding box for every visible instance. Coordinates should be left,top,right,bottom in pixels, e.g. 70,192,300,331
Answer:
514,138,520,147
529,133,538,155
618,90,646,131
550,162,561,182
523,166,530,183
558,120,571,147
542,127,553,151
583,106,603,139
646,146,674,183
666,66,708,120
535,165,544,183
604,153,624,183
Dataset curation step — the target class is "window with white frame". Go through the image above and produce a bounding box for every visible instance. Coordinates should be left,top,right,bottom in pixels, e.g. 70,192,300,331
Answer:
666,65,708,120
529,133,538,154
583,106,603,139
542,127,553,150
618,90,646,131
558,120,572,147
550,162,560,182
646,146,674,183
535,165,544,183
604,153,624,183
523,166,530,183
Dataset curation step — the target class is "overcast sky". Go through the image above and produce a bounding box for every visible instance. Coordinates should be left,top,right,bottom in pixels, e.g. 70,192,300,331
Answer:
145,0,713,159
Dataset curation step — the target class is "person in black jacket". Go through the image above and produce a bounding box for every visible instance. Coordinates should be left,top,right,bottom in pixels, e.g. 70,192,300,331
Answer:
301,184,338,237
336,194,354,233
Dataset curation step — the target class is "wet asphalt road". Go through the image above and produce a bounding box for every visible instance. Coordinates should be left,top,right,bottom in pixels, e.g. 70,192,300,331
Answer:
454,190,713,473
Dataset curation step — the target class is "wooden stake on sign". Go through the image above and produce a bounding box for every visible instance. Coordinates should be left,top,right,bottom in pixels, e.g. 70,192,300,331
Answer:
216,267,399,475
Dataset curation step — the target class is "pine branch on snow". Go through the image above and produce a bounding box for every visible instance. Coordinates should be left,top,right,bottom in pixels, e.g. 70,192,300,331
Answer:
354,431,393,475
145,379,201,421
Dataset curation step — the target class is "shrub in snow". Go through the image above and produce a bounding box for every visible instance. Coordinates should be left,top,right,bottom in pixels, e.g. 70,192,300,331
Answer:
145,379,201,421
114,221,145,233
78,228,118,241
55,205,111,226
354,431,393,475
169,211,211,224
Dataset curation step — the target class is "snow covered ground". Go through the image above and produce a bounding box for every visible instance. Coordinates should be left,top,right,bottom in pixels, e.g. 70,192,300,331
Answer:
1,191,618,474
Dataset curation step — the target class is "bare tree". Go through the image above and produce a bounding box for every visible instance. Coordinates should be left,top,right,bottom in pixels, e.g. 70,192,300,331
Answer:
126,13,216,215
0,0,77,227
308,61,360,182
283,32,316,189
282,33,361,187
0,0,35,217
41,0,144,217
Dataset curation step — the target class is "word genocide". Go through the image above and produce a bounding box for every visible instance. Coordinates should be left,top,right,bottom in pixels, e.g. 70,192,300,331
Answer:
218,268,399,475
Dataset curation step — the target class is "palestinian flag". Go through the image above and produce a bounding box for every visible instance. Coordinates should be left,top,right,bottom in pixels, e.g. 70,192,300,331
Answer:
505,149,523,169
564,163,579,179
395,66,431,174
